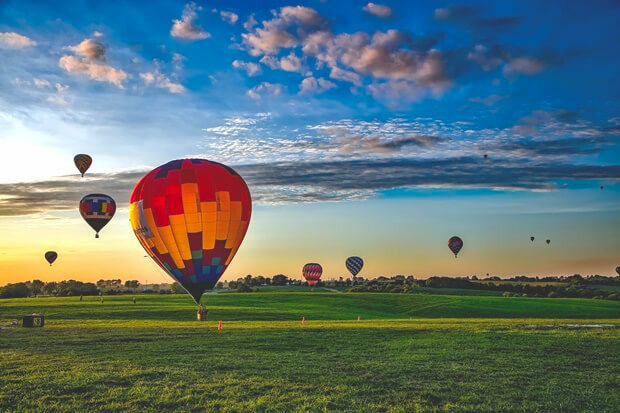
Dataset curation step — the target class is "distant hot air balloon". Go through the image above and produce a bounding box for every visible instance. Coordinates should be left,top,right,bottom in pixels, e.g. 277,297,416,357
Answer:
346,256,364,277
80,194,116,238
448,236,463,257
44,251,57,266
483,154,488,160
530,236,535,242
546,239,551,245
616,266,620,276
74,154,92,177
303,263,323,290
129,159,252,306
600,185,604,190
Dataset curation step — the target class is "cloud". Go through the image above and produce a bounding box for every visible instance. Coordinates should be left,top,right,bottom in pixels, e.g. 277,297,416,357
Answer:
434,6,523,30
59,55,127,88
260,52,306,73
363,3,393,18
232,60,262,76
467,44,504,71
468,94,509,106
299,77,336,94
171,3,210,40
219,11,239,25
67,38,106,60
243,15,258,31
140,70,186,93
33,78,51,88
246,82,283,99
0,32,37,48
503,57,545,76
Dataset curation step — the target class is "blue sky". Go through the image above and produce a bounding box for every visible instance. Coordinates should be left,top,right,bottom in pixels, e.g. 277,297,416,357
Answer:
0,0,618,281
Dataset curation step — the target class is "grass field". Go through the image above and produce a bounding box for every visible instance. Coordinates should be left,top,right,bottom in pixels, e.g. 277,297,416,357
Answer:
1,293,619,412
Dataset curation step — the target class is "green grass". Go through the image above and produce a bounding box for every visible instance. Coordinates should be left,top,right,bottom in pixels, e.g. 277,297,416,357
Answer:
1,293,619,412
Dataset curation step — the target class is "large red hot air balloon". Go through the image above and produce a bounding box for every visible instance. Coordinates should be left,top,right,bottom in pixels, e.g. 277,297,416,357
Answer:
44,251,57,266
129,159,251,305
303,263,322,290
448,236,463,258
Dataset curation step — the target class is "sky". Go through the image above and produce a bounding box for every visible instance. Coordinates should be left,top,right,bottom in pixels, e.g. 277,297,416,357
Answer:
0,0,619,285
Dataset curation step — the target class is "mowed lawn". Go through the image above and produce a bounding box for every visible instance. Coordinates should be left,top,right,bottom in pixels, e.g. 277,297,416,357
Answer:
0,293,619,412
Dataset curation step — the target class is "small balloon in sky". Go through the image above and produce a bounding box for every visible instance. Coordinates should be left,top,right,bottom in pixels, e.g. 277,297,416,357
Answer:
483,154,488,160
600,185,604,190
74,154,92,177
448,236,463,258
303,263,322,289
44,251,57,266
546,239,551,245
530,236,535,242
616,266,620,276
346,256,364,277
80,194,116,238
129,159,252,305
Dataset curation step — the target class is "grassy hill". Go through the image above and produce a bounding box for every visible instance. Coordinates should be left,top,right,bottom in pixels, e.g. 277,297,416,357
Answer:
0,293,618,412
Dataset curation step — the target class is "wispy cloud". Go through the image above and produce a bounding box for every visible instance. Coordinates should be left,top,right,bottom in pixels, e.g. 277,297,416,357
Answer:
363,3,393,18
0,32,37,48
171,2,210,40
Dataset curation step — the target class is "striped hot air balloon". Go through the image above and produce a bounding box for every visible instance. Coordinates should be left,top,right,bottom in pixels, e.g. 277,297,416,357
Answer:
74,154,92,177
303,263,322,290
129,159,252,305
345,256,364,277
80,194,116,238
448,236,463,258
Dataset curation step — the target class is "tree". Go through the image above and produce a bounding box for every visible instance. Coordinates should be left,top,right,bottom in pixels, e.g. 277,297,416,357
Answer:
0,283,30,299
42,281,58,296
124,280,140,289
30,280,44,296
170,283,186,294
216,282,224,289
272,274,288,286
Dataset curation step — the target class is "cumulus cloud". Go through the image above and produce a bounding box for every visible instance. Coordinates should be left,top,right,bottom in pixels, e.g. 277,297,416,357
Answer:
140,70,186,93
467,44,504,71
260,52,306,73
219,10,239,24
243,15,258,31
67,38,106,60
171,3,210,40
246,82,283,99
33,78,51,88
299,77,336,94
0,32,37,48
232,60,262,76
503,57,545,76
59,55,127,88
469,94,509,106
363,3,393,18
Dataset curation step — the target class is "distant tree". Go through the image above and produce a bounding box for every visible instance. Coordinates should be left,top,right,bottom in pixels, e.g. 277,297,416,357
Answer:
272,274,288,286
30,280,45,296
124,280,140,289
0,283,30,299
237,283,253,292
42,281,58,296
216,282,224,289
228,281,238,289
170,283,186,294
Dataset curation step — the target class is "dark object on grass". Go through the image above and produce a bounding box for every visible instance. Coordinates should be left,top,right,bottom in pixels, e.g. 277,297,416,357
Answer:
22,314,44,328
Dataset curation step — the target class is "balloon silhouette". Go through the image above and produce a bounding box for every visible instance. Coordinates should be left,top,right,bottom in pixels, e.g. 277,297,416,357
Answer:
483,154,488,160
74,154,92,177
303,263,322,289
44,251,57,266
129,159,251,304
448,236,463,257
346,256,364,277
80,194,116,238
530,236,535,242
616,266,620,276
546,239,551,245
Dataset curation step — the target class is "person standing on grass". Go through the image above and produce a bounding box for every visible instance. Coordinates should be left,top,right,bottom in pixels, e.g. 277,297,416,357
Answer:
133,297,136,305
79,295,83,301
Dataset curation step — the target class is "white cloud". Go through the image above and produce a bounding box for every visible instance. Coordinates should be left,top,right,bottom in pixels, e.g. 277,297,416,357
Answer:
243,15,258,31
93,31,103,37
140,70,186,93
299,77,336,94
33,78,51,88
67,38,106,60
246,82,283,99
232,60,262,76
469,94,509,106
0,32,37,48
362,3,393,18
171,3,210,40
503,57,545,76
59,55,127,88
220,11,239,25
467,44,503,71
260,52,306,73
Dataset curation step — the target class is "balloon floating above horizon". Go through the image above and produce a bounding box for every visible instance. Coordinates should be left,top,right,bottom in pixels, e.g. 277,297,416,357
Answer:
80,194,116,238
546,239,551,245
346,256,364,277
448,236,463,257
530,236,535,242
303,263,323,289
44,251,57,266
74,154,92,177
129,159,252,305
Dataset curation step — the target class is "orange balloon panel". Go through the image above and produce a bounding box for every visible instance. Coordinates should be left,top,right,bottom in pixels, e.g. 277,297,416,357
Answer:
129,159,251,303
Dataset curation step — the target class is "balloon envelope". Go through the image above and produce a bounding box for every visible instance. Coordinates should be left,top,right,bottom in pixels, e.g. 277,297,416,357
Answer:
448,236,463,257
74,154,92,177
546,239,551,245
80,194,116,238
303,263,322,286
345,256,364,276
530,236,535,242
44,251,57,266
129,159,252,304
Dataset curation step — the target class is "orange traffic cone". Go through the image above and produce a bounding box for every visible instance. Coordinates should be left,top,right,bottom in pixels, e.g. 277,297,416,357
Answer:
357,315,360,321
218,320,222,330
302,316,306,325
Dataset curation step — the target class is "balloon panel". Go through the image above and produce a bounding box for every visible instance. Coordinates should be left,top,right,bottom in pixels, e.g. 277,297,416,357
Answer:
346,256,364,276
129,159,251,303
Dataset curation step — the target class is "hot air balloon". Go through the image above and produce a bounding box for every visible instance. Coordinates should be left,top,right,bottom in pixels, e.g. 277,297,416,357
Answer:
303,263,322,290
346,256,364,277
483,154,488,160
600,185,604,190
74,154,92,177
80,194,116,238
129,159,251,306
448,236,463,257
546,239,551,245
616,266,620,276
44,251,57,266
530,236,535,242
